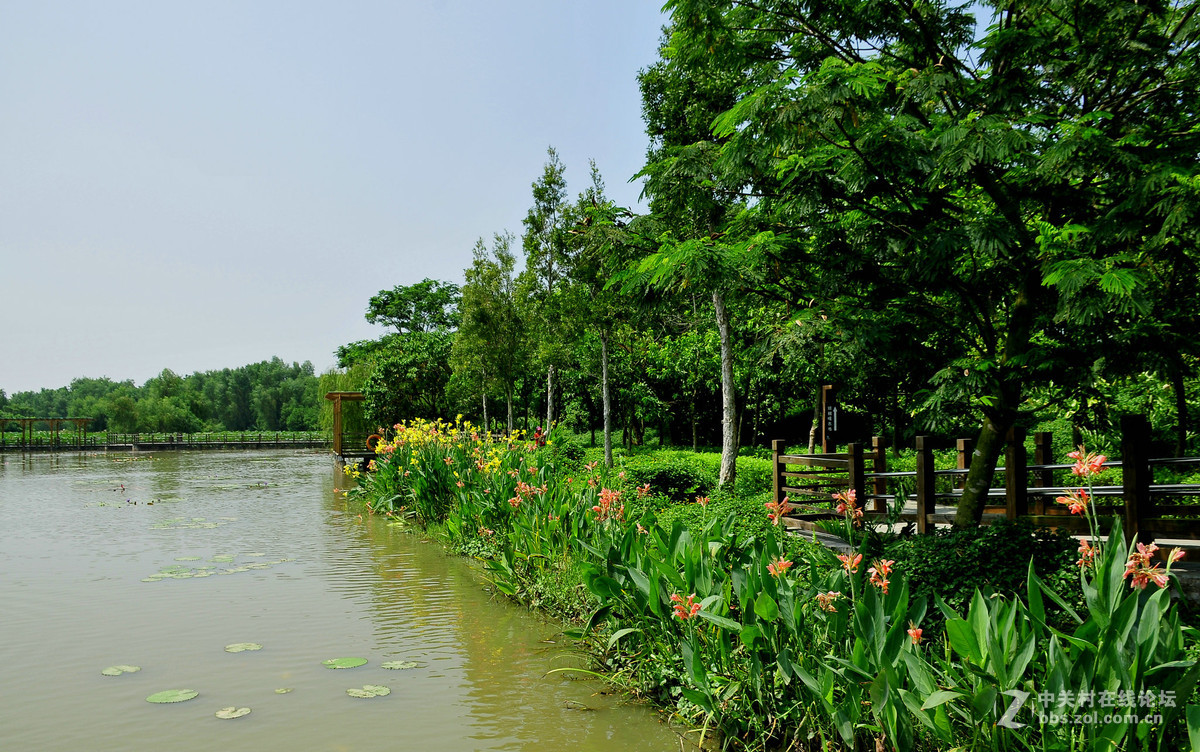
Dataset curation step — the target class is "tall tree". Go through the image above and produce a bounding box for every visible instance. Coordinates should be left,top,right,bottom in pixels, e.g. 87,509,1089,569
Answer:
454,233,527,434
365,279,461,334
659,0,1200,522
521,147,570,429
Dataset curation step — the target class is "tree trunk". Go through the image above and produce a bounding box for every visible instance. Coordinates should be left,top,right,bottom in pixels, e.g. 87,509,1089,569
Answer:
482,392,488,431
808,388,821,454
954,413,1010,526
545,365,555,429
1173,357,1188,457
601,330,613,468
506,387,514,436
955,266,1039,525
714,290,738,488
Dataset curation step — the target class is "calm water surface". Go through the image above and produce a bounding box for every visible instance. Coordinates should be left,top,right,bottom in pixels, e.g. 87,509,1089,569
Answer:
0,450,682,751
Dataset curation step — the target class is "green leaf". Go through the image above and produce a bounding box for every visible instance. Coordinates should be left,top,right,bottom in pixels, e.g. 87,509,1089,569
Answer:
381,661,419,670
224,643,263,653
945,619,983,665
754,592,779,622
920,690,967,711
215,706,251,719
100,665,140,676
606,628,642,651
146,689,199,704
322,657,367,669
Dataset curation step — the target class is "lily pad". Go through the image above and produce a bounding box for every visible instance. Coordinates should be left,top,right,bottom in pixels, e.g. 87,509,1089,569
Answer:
175,556,201,561
346,684,390,698
211,555,235,563
146,689,199,704
380,661,418,670
215,706,251,719
322,657,367,669
274,688,293,694
224,643,263,653
101,665,141,676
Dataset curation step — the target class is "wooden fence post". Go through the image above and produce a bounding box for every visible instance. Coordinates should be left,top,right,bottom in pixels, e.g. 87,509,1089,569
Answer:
772,439,784,507
847,443,865,511
871,436,888,513
1005,426,1028,521
956,438,974,489
1121,414,1153,546
915,436,935,534
1033,431,1053,514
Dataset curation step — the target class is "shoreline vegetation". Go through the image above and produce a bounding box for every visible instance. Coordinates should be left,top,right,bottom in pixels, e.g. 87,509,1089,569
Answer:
346,419,1199,751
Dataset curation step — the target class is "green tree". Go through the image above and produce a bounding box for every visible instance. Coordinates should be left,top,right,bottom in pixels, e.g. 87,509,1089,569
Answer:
453,233,527,433
658,0,1200,522
521,147,570,429
365,278,460,334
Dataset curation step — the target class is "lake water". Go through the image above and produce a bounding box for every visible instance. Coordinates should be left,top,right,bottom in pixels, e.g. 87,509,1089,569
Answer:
0,450,683,751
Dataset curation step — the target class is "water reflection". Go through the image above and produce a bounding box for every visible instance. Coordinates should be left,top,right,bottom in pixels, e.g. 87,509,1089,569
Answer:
0,450,682,752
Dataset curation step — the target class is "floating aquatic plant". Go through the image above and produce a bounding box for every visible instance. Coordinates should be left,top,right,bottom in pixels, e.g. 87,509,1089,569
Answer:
380,661,418,670
322,657,367,669
274,688,293,694
224,643,262,653
346,684,390,698
215,706,251,719
146,689,199,704
100,665,140,676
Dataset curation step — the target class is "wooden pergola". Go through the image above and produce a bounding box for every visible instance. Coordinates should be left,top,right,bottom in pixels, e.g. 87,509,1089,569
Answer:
1,417,93,448
323,392,366,456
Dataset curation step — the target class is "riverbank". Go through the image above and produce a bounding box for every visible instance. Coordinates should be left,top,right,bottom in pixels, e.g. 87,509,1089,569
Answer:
349,420,1199,751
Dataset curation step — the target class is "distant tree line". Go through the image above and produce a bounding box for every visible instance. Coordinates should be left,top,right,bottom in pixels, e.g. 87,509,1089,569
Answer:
0,358,320,433
333,0,1199,519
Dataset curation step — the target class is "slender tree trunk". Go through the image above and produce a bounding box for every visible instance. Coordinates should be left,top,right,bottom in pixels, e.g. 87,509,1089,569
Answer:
714,290,738,488
545,365,555,429
601,330,613,468
482,392,488,431
506,387,514,436
808,388,821,454
1173,357,1188,457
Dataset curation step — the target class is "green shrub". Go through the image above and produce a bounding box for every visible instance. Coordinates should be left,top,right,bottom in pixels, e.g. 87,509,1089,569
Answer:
656,490,774,543
883,518,1079,626
621,453,715,504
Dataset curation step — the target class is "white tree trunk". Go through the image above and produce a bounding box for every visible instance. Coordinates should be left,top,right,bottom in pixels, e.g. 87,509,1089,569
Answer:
545,365,555,429
713,290,737,488
482,392,488,432
601,330,613,468
506,388,514,436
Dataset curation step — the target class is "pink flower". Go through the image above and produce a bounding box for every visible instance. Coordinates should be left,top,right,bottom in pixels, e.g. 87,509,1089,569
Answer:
867,559,894,593
591,488,624,522
837,553,862,574
765,496,793,526
1068,446,1107,478
1077,538,1096,569
1055,488,1090,515
508,497,521,508
1124,541,1172,590
908,622,923,645
695,495,710,508
832,489,863,527
637,483,651,498
767,557,793,578
815,591,842,612
670,593,702,620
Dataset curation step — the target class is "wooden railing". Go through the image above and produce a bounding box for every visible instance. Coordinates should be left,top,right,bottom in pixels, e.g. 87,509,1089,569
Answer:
772,414,1200,546
0,431,331,451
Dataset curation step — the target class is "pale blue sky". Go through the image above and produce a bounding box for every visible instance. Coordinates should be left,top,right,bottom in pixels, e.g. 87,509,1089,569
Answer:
0,1,667,393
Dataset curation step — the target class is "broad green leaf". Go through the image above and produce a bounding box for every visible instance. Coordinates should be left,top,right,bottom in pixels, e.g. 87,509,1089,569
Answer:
146,689,199,704
100,665,140,676
754,592,779,622
322,657,367,669
381,661,418,670
215,706,250,719
224,643,262,653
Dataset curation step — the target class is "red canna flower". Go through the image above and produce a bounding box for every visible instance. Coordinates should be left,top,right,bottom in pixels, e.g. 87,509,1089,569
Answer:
1067,446,1107,478
767,557,793,577
670,592,702,620
1055,488,1090,515
837,553,862,574
908,621,923,645
765,496,793,526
